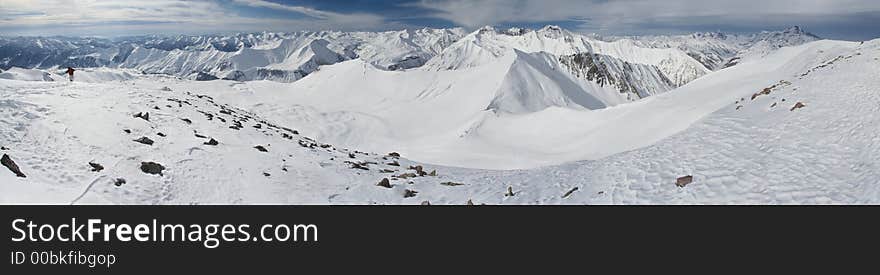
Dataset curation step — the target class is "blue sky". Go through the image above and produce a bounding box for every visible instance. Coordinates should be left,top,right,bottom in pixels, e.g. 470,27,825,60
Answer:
1,0,879,40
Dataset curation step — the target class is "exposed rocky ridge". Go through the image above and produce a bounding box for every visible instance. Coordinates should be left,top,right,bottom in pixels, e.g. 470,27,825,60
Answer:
558,52,675,100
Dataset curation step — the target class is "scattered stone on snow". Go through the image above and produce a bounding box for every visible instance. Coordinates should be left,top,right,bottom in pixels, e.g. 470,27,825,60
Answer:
346,161,370,170
790,102,806,111
396,173,417,179
440,181,464,186
140,161,165,175
387,160,400,166
88,162,104,172
421,201,431,206
113,178,126,187
387,152,401,158
504,186,515,197
157,132,166,137
133,136,154,145
466,199,474,206
377,178,392,188
229,121,243,130
380,169,395,173
1,154,26,178
562,187,579,198
133,112,150,121
676,175,693,187
204,138,219,146
751,87,772,100
180,118,192,124
404,189,418,198
123,129,131,134
409,165,427,176
254,145,268,152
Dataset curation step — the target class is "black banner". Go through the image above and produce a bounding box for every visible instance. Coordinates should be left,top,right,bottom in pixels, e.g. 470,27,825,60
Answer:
2,206,877,273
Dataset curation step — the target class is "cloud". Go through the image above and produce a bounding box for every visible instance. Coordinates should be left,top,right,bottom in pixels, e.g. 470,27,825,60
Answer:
410,0,880,34
0,0,392,36
0,0,228,26
2,0,878,39
229,0,386,26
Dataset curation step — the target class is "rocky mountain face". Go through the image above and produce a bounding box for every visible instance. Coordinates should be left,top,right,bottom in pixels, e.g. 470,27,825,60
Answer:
558,52,674,101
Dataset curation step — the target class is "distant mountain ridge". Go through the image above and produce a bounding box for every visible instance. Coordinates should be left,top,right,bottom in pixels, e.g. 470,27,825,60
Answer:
0,26,819,103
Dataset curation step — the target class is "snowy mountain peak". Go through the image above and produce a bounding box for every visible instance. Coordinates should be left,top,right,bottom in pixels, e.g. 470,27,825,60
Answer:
779,26,819,38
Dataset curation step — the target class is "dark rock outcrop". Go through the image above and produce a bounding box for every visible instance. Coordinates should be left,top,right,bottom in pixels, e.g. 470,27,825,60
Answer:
676,175,693,187
204,138,219,146
133,137,154,145
133,112,150,121
140,161,165,175
88,162,104,172
114,178,126,187
1,154,26,178
377,178,392,188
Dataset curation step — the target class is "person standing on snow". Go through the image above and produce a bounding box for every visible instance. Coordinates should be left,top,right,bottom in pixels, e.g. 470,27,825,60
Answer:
65,67,75,82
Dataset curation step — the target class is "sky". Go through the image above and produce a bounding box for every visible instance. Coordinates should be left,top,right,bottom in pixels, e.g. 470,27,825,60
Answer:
1,0,879,40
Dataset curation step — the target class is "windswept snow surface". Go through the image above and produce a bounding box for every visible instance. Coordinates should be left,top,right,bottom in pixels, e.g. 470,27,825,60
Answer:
1,34,878,204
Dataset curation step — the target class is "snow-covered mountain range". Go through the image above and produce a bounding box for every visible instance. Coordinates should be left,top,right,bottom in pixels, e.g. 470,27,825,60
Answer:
1,26,818,98
5,25,875,205
1,28,466,82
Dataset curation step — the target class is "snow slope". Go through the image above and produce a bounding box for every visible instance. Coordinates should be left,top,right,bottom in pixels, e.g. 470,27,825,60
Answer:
0,67,137,83
407,38,879,204
0,67,55,81
180,39,860,170
0,76,446,204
